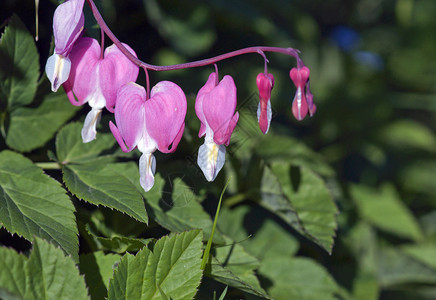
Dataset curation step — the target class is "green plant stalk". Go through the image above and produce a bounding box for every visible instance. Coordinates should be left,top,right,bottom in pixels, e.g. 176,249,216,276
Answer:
35,162,61,169
201,177,231,270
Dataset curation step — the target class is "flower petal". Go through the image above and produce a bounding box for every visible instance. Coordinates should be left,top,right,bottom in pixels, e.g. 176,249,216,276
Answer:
257,98,271,134
100,43,139,112
292,87,308,121
64,37,100,105
53,0,85,56
195,72,217,128
109,121,130,153
45,53,71,92
197,141,226,182
81,107,102,143
145,81,187,153
203,75,237,145
139,153,156,192
114,82,147,150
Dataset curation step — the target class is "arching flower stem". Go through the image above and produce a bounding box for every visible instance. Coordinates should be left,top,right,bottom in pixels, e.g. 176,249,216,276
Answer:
100,28,105,60
257,49,269,74
85,0,305,71
142,66,151,100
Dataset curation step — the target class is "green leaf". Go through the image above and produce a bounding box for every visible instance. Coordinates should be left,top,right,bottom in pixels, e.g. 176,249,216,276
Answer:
256,135,335,177
108,230,203,300
62,162,148,224
144,0,215,56
351,184,423,241
377,119,436,152
205,237,270,299
0,15,39,110
111,162,225,243
80,252,121,300
402,243,436,270
218,206,299,261
0,150,79,261
0,238,89,300
56,122,116,164
261,163,338,253
258,257,339,300
378,246,436,286
6,92,79,152
344,222,379,300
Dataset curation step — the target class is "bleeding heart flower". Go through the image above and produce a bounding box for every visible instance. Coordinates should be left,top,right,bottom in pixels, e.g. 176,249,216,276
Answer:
195,71,239,182
45,0,85,92
109,81,187,192
256,72,274,134
290,66,314,121
63,37,139,143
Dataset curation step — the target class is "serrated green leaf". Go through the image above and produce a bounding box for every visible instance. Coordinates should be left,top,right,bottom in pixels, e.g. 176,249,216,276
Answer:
0,150,79,261
85,222,150,253
111,162,225,244
351,184,423,241
80,252,121,300
56,122,116,164
205,236,270,299
258,257,339,300
108,230,203,300
0,15,39,110
0,238,89,300
261,163,338,253
5,92,79,152
62,162,148,224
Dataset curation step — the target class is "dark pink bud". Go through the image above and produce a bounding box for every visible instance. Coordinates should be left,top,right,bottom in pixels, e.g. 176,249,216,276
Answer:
256,73,274,134
290,67,310,121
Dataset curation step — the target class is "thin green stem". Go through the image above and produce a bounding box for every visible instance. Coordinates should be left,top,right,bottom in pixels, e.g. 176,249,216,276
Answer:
201,177,232,270
35,162,61,169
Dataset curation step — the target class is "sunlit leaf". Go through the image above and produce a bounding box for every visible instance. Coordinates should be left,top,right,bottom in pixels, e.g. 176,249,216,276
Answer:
0,15,39,110
377,119,436,152
111,162,225,244
260,163,338,253
108,230,203,300
6,92,79,152
62,162,148,224
351,184,423,241
258,257,339,300
0,238,89,300
56,122,116,164
0,150,78,261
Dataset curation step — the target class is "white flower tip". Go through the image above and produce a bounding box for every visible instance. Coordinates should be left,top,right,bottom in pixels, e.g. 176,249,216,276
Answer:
81,108,102,143
45,53,71,92
139,153,156,192
197,141,226,182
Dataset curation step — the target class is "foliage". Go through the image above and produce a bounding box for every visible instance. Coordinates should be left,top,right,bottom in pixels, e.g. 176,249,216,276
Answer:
1,0,436,299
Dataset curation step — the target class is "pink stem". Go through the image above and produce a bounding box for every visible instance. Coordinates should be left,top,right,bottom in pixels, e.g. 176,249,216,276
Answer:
142,66,150,100
85,0,305,71
100,28,104,60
